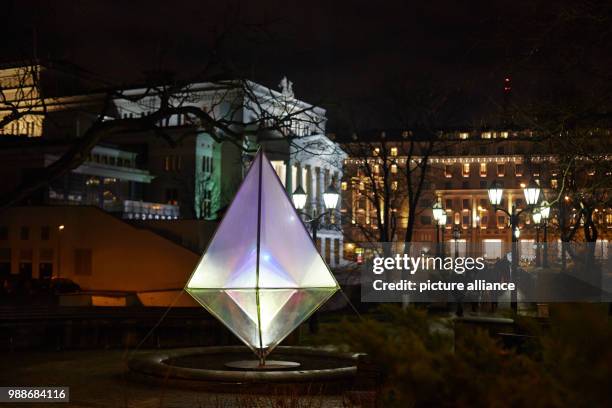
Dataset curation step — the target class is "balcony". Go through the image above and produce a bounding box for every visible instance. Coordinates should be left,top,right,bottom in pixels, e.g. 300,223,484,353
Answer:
116,200,179,220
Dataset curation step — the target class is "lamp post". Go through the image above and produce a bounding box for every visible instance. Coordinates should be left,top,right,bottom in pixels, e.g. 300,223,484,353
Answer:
293,182,339,334
540,201,550,268
57,225,65,279
439,212,447,257
487,179,541,313
432,200,445,256
293,182,340,245
532,209,542,267
452,225,463,316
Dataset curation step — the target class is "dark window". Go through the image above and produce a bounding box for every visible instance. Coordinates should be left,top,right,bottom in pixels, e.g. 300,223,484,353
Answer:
39,262,53,279
497,146,505,154
445,199,453,210
462,199,470,210
0,248,10,277
334,239,340,265
0,226,7,240
480,180,488,188
324,238,331,263
444,182,452,189
419,199,431,208
41,226,50,241
19,249,33,279
420,216,432,225
462,181,469,189
20,227,29,240
74,249,92,276
165,188,179,205
479,199,488,208
462,215,470,225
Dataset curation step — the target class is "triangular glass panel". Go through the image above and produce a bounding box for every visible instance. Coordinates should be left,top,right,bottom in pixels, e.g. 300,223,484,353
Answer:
186,150,339,362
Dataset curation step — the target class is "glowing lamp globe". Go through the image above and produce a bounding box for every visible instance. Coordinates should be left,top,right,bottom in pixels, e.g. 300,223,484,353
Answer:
323,184,340,210
540,201,551,220
186,151,339,364
438,212,448,226
292,185,307,210
488,180,503,206
432,200,445,224
523,179,541,206
532,210,542,225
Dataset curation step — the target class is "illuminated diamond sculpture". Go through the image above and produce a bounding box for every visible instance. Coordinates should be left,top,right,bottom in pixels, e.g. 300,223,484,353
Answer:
186,150,339,362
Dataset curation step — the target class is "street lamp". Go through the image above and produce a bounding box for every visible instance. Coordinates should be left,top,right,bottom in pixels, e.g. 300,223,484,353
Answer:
487,178,541,313
292,182,339,245
292,182,339,334
323,184,340,210
523,178,541,206
292,185,307,210
540,200,551,267
532,208,542,267
432,200,445,255
57,225,65,279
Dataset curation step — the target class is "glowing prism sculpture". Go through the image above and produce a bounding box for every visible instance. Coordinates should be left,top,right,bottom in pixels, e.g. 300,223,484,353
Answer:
186,150,339,363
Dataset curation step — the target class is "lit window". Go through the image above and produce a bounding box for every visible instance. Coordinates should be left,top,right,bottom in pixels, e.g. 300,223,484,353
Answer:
500,131,509,138
459,132,469,140
551,179,558,189
373,148,380,156
390,147,398,156
482,132,491,139
444,165,453,178
341,181,348,191
391,164,398,174
391,181,398,191
479,163,487,177
373,164,380,174
515,164,523,176
497,164,505,177
462,163,470,177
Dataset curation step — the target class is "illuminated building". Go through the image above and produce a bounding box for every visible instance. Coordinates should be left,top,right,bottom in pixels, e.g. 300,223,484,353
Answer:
0,63,346,265
341,130,611,260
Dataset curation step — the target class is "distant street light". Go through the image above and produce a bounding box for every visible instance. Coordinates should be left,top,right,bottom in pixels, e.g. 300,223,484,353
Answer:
540,200,551,268
532,208,542,267
57,225,65,279
432,200,445,256
487,178,542,313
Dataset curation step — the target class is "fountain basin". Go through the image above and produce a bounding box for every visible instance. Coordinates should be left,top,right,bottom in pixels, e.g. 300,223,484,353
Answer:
128,346,360,393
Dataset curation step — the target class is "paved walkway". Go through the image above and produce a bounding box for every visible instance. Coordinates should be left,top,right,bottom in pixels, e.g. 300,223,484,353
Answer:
0,350,346,408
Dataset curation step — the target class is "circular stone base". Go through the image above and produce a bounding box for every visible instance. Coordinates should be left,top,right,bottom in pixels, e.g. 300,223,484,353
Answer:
225,360,300,370
128,346,360,393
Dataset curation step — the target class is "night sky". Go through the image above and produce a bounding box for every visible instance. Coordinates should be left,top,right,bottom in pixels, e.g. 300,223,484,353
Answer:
4,0,607,131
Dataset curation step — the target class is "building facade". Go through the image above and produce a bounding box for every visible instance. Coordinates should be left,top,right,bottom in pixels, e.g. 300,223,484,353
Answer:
0,63,347,266
341,129,611,262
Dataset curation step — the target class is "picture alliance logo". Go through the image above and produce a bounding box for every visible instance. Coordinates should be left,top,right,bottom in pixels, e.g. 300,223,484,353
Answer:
372,254,486,275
